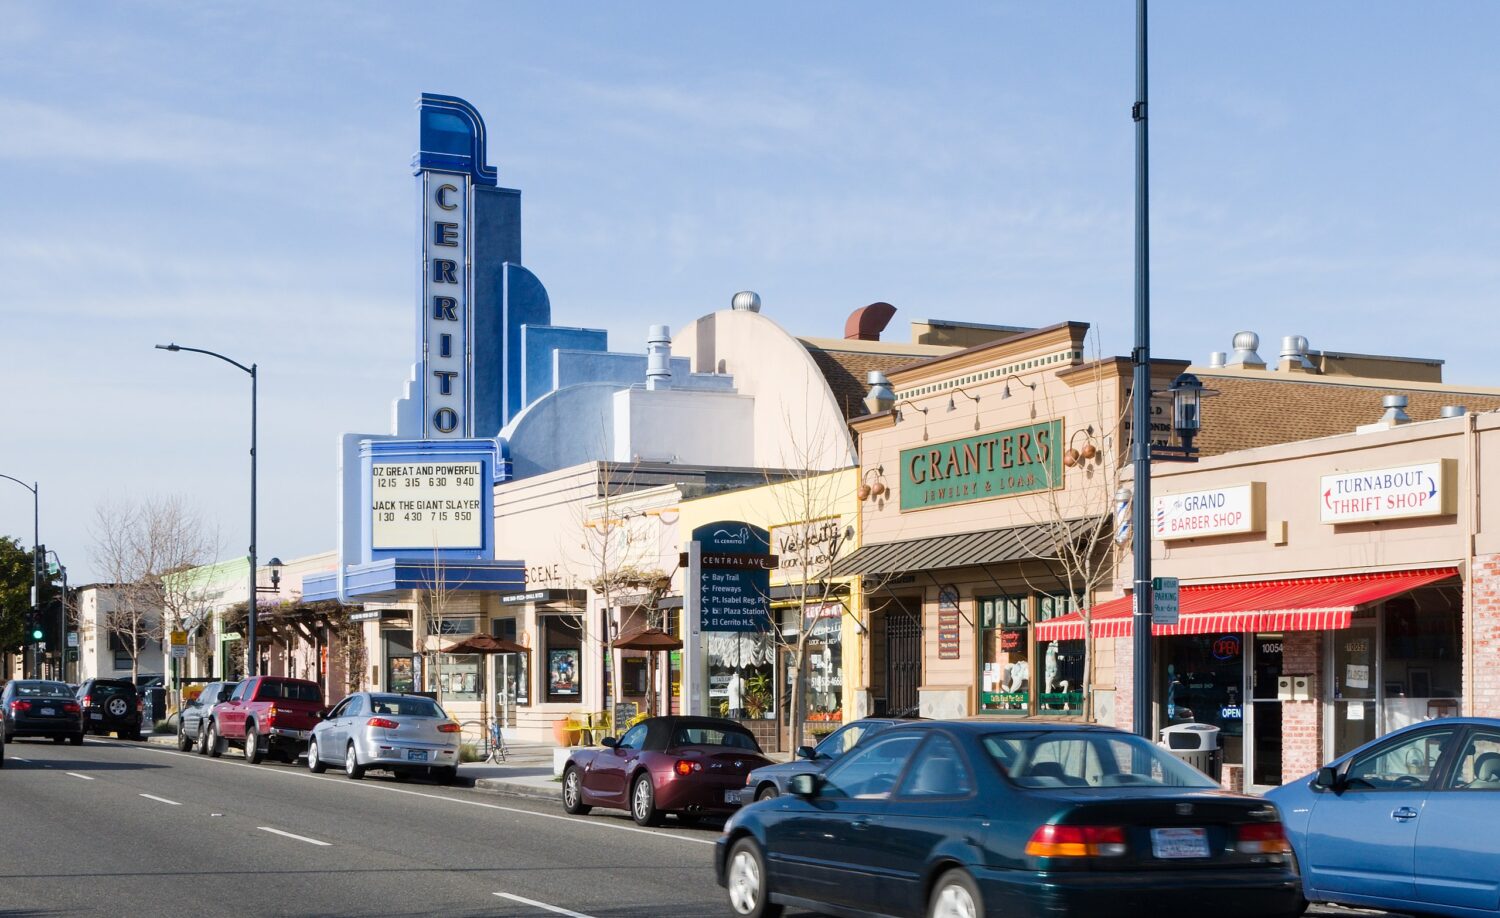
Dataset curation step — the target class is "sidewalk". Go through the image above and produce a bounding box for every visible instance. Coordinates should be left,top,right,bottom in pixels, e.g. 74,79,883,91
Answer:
462,741,562,801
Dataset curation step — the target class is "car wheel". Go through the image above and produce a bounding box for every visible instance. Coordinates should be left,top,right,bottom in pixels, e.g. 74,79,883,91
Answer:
197,723,210,755
345,743,365,780
176,725,192,751
927,868,982,918
306,738,327,773
243,723,264,764
630,773,662,826
207,721,225,758
561,766,592,815
725,837,782,918
69,733,83,746
756,784,780,802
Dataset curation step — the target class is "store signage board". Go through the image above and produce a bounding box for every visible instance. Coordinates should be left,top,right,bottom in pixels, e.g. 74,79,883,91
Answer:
899,420,1064,511
937,586,961,660
1320,459,1457,524
692,522,772,632
1152,577,1180,626
172,643,188,659
370,461,484,549
1154,483,1264,541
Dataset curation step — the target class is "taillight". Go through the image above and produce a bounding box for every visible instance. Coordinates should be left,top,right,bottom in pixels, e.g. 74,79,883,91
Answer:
265,705,279,724
1025,824,1128,858
9,700,31,714
81,696,92,708
674,759,702,776
367,717,400,729
437,722,462,733
136,697,144,713
1235,822,1291,855
63,702,80,714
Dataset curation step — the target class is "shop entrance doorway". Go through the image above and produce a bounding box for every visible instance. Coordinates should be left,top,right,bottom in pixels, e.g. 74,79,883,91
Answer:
1331,619,1378,758
1247,633,1284,789
874,596,922,717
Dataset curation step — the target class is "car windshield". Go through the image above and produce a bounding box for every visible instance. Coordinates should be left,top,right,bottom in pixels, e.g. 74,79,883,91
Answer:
90,682,135,696
367,695,445,718
16,682,72,697
261,681,321,702
984,731,1218,789
672,725,760,751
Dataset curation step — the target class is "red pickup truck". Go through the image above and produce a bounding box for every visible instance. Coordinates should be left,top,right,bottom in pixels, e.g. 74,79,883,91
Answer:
205,676,324,764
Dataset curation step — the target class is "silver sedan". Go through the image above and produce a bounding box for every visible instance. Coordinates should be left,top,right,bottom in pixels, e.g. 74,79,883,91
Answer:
306,692,462,784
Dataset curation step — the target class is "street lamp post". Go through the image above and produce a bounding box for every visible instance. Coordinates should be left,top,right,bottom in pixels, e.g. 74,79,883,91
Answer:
0,474,39,678
155,343,260,678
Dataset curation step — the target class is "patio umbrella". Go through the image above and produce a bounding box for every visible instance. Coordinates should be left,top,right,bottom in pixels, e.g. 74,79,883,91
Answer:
438,633,530,742
611,628,682,718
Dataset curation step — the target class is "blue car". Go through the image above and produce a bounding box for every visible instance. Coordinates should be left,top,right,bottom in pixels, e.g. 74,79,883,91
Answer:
717,721,1301,918
1267,716,1500,918
739,717,916,805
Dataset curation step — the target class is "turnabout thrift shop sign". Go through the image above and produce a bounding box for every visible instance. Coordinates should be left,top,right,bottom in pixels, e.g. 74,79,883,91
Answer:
1154,483,1264,541
371,461,484,549
900,420,1063,511
1320,459,1457,524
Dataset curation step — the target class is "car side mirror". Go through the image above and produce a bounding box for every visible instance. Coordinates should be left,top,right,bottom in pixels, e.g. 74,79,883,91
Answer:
788,773,821,798
1314,766,1343,792
795,745,817,760
601,736,619,749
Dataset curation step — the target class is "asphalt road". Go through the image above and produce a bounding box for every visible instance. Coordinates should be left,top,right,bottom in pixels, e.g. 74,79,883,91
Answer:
0,736,1416,918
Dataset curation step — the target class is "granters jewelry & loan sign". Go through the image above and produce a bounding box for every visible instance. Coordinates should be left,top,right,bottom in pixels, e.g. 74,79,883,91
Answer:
900,420,1062,511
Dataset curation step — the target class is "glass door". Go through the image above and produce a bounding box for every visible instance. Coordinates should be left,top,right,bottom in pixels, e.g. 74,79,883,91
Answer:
1330,620,1378,758
1247,633,1284,789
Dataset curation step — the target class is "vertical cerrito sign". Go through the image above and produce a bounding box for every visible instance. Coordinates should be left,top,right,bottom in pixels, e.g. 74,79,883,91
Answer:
692,521,774,632
415,94,498,439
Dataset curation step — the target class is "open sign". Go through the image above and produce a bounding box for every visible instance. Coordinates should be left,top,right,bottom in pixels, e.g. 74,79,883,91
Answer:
1212,635,1242,661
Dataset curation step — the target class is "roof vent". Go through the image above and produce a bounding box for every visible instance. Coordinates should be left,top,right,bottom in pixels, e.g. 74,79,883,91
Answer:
1207,351,1227,369
1226,331,1266,369
1441,405,1468,418
864,370,895,415
645,325,672,390
731,291,761,313
1279,335,1315,371
1359,394,1412,433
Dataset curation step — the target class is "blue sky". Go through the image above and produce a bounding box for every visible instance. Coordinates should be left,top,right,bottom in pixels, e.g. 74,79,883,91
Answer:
3,2,1498,581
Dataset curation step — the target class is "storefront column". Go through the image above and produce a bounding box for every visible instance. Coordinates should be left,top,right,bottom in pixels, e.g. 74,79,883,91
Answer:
1114,635,1134,734
1471,555,1500,718
1282,631,1324,782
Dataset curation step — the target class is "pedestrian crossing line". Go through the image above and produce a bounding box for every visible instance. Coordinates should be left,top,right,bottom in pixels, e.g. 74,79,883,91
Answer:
494,892,596,917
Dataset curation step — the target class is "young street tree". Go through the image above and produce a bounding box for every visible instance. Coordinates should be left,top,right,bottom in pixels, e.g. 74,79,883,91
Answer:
91,497,218,681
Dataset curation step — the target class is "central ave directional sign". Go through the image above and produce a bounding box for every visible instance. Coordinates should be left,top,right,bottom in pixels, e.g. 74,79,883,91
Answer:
690,521,774,631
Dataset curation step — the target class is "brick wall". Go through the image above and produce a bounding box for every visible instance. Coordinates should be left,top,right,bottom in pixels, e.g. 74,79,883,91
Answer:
1113,636,1134,733
1472,555,1500,718
1281,630,1324,781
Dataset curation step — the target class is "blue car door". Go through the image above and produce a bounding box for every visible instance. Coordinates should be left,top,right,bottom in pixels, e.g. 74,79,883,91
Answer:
765,731,922,913
1413,728,1500,911
1305,726,1457,904
878,732,983,915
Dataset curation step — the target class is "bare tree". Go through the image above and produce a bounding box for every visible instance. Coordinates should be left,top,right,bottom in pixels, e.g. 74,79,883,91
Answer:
91,497,219,682
418,543,469,705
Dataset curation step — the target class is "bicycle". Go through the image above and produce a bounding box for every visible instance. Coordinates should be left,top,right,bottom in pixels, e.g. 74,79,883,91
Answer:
459,719,508,764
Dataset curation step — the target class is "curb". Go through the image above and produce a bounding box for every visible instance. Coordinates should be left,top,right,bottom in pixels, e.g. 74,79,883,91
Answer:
471,777,561,802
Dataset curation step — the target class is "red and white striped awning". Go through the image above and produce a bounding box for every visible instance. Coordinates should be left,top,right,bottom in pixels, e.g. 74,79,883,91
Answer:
1034,567,1459,641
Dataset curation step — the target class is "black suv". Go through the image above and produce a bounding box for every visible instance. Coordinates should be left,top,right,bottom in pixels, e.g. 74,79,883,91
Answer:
77,678,143,740
2,680,84,745
178,680,237,753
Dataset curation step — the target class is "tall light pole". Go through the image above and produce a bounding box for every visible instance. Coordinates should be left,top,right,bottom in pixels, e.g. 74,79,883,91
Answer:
155,343,260,678
0,473,39,678
1129,0,1155,740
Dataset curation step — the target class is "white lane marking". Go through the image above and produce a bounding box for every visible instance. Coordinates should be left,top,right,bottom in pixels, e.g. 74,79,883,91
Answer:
113,742,715,846
65,772,95,780
494,892,597,917
139,793,181,806
9,757,28,762
258,826,331,847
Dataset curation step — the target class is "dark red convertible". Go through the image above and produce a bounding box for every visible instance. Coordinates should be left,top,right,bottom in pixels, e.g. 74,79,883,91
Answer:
562,716,771,826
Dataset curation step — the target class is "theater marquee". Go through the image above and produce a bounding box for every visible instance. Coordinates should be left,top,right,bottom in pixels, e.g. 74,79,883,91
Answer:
900,420,1063,511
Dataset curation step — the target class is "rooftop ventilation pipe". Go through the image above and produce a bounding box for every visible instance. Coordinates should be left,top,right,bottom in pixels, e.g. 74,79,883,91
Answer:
1280,335,1315,371
864,370,895,415
731,291,761,312
1441,405,1468,418
1226,331,1267,369
1207,351,1227,369
645,325,672,390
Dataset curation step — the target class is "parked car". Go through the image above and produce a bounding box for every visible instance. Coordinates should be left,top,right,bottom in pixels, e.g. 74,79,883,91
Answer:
205,676,322,764
563,716,771,827
741,717,916,804
717,721,1301,918
177,681,237,753
76,678,143,740
307,692,461,783
2,680,83,745
1268,716,1500,918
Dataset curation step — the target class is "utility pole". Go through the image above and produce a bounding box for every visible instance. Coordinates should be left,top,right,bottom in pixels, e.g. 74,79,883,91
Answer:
1130,0,1155,740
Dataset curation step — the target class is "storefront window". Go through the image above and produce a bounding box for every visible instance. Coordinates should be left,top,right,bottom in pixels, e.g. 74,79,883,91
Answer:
427,617,477,636
427,654,481,702
1161,633,1245,764
1035,593,1084,715
783,603,843,723
709,631,775,720
384,631,414,694
543,615,583,703
490,617,529,706
979,596,1028,714
1382,594,1461,728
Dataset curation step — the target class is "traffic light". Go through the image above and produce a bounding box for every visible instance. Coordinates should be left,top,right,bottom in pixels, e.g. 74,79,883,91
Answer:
24,611,43,643
32,543,45,580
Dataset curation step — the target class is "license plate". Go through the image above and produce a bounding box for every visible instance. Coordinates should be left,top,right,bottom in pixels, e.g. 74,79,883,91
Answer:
1152,827,1210,859
41,707,55,716
724,790,740,805
91,713,103,720
406,749,426,761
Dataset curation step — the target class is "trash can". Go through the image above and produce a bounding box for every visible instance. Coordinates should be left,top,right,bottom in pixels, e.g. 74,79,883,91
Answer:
1159,723,1222,782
